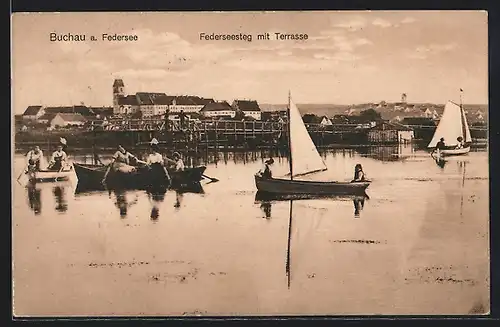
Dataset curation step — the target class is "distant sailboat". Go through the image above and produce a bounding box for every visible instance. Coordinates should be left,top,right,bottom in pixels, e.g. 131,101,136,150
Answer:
254,92,370,195
427,100,472,156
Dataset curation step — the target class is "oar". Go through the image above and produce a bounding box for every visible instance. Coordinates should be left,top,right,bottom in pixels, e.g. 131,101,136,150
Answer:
17,163,28,181
54,165,65,182
202,174,219,183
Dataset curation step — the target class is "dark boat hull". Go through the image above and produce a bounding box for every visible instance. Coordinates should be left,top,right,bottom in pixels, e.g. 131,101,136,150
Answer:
254,175,370,196
73,163,206,190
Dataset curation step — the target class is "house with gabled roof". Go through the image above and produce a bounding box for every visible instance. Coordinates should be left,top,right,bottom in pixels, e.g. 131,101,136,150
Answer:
89,106,114,119
232,99,262,120
22,105,45,120
50,113,87,128
116,95,140,115
367,121,414,144
200,101,236,119
167,95,214,114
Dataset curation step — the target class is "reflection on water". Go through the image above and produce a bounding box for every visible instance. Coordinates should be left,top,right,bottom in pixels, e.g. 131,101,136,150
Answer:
12,148,489,315
109,189,139,218
353,197,365,218
260,201,272,219
355,143,415,162
255,191,370,219
147,186,167,221
26,184,42,215
434,157,447,169
52,186,68,213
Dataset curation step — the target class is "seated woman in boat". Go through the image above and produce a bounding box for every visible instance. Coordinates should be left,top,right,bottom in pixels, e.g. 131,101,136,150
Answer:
145,144,171,188
172,152,185,172
162,152,185,172
455,136,464,149
47,145,68,171
26,145,43,172
257,158,274,179
101,145,138,184
351,164,366,182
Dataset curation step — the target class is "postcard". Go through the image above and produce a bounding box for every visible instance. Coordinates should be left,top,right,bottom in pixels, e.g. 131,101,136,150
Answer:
11,11,489,316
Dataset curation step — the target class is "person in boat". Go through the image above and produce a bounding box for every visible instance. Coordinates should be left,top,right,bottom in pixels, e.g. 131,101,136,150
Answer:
455,136,464,149
351,164,366,182
432,137,446,157
146,143,171,188
102,145,138,184
26,145,43,172
47,145,68,171
172,152,185,172
257,158,274,179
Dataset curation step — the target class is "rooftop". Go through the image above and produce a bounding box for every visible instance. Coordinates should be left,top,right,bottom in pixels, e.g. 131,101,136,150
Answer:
22,105,43,116
200,101,234,112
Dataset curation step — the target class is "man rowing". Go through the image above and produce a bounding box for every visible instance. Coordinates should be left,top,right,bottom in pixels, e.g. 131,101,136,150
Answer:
26,146,43,172
47,145,68,171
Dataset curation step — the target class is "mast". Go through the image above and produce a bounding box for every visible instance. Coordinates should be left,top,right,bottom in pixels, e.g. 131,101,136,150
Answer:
286,199,293,289
459,88,467,142
287,90,293,180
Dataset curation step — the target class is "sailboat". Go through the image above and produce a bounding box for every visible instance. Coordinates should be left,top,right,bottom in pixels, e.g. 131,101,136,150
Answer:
427,100,472,156
254,93,371,195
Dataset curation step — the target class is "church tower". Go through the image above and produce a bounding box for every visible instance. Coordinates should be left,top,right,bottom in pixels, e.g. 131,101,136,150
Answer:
113,78,125,114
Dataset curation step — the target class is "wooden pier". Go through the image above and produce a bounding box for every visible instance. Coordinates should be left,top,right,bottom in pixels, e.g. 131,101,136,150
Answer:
14,119,488,152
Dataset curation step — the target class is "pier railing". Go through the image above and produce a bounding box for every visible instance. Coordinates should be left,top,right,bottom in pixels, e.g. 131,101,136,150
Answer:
88,119,487,133
89,119,369,133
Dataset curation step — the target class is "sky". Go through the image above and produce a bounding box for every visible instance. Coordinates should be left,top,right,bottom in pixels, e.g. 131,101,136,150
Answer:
11,11,488,114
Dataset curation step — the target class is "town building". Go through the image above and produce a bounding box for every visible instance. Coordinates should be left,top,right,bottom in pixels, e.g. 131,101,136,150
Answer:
111,79,214,117
169,96,214,114
22,105,45,120
116,95,140,115
112,79,126,114
319,116,333,126
88,107,114,119
50,113,87,128
200,101,236,119
367,121,414,144
232,100,262,120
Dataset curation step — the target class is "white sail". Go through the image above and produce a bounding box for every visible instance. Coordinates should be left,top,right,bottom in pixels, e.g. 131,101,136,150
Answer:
460,104,472,143
428,101,465,148
288,95,327,177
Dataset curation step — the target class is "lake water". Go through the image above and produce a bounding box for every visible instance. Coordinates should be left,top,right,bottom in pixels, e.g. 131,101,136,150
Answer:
12,145,490,316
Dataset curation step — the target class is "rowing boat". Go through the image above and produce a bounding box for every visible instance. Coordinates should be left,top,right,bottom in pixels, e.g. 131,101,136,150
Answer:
254,92,371,195
18,166,75,187
73,163,206,189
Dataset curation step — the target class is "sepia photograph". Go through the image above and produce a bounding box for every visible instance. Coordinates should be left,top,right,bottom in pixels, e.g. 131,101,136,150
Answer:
11,11,489,316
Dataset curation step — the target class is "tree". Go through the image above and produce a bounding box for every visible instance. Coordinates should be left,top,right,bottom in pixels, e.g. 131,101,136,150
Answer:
358,108,382,122
302,113,320,124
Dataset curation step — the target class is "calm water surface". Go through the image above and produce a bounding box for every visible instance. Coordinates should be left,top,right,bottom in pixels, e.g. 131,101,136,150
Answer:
12,146,490,316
